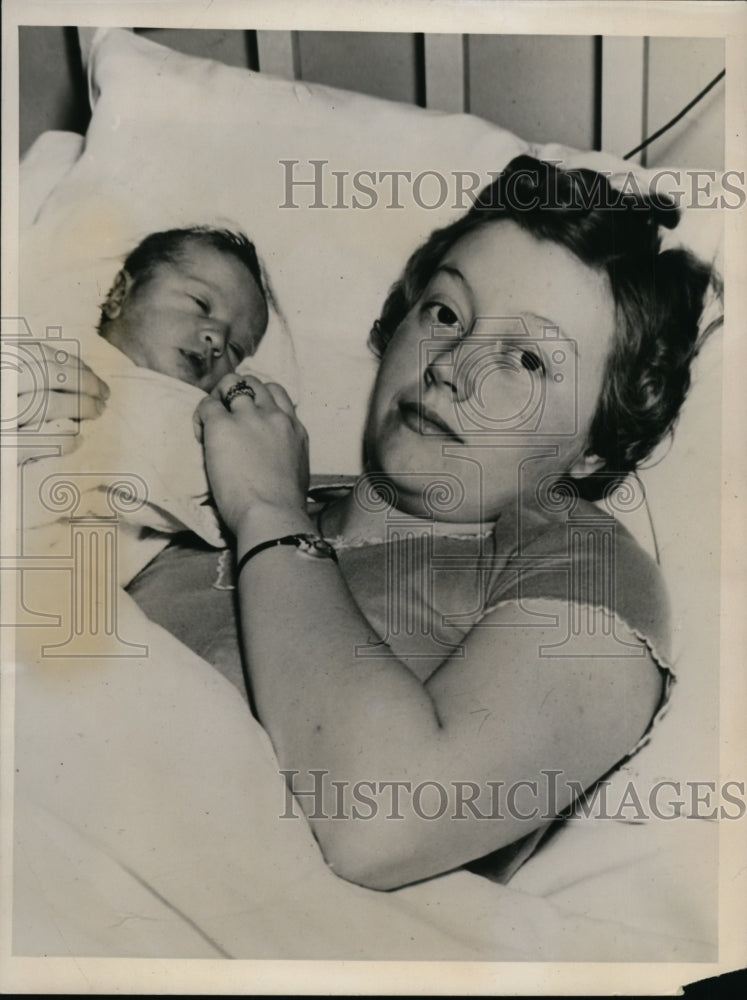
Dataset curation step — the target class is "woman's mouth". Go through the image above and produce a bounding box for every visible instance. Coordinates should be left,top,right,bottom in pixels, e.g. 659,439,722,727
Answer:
398,400,464,443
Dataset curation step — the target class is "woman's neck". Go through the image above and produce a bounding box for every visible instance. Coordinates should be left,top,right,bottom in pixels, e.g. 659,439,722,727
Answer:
319,477,492,545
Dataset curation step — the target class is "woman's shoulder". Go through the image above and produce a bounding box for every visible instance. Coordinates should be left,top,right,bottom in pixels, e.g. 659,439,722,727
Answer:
491,490,658,565
487,490,671,663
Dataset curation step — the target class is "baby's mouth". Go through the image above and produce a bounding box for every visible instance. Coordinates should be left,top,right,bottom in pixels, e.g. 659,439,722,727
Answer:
179,349,210,381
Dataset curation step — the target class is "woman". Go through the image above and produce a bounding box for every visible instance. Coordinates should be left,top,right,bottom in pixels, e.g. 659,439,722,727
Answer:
34,157,715,891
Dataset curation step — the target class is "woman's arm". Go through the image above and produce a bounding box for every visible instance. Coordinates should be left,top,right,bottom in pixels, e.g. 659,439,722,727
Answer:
197,376,663,890
236,547,662,890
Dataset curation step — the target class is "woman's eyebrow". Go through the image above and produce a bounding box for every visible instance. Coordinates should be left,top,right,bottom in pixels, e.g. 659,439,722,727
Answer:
431,265,476,312
434,264,468,286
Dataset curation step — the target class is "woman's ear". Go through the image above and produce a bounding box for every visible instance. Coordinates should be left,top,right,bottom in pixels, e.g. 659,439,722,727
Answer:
102,270,133,320
567,451,605,479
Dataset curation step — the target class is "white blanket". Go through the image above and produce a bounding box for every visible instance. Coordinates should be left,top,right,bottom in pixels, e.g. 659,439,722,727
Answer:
20,335,225,585
12,581,718,963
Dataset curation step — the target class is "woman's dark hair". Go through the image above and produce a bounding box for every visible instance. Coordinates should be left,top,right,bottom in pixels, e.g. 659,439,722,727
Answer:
369,155,717,500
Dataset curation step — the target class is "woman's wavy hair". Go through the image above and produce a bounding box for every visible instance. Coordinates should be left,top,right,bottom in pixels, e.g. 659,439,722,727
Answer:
369,155,717,501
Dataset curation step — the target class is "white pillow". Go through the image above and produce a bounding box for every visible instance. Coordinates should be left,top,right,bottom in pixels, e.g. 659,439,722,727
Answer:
19,130,84,229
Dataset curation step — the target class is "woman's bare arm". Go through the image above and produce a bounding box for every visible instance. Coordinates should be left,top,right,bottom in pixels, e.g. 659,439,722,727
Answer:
235,522,662,889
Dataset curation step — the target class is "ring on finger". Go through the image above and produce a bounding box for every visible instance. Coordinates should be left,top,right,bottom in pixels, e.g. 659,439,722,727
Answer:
224,380,257,410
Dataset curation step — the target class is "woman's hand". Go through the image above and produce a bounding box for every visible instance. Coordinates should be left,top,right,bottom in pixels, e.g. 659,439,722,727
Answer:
13,343,109,462
194,373,311,537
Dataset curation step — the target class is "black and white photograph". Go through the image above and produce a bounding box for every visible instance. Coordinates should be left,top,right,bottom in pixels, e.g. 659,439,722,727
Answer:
1,0,745,994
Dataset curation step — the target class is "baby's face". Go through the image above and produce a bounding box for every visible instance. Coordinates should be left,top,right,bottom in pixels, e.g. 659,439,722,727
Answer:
107,240,268,391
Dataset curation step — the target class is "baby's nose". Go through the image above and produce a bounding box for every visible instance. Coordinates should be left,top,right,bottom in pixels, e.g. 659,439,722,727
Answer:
199,323,228,357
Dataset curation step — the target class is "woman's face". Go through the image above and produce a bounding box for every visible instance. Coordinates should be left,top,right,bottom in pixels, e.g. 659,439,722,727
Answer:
364,221,617,521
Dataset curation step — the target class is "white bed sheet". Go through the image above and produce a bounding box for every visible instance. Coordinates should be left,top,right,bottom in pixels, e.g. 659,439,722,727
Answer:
12,582,717,961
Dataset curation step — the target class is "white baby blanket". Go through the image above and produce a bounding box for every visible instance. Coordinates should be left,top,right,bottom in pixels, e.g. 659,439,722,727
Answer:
20,335,225,585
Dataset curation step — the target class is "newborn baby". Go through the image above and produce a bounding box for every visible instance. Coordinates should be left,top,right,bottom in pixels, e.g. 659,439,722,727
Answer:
23,226,272,581
98,225,269,390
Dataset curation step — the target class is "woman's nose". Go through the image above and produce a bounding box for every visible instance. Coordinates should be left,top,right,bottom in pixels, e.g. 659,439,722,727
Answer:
424,342,467,399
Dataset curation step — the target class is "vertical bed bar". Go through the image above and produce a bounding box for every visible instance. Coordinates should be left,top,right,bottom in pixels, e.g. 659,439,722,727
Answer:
600,37,647,164
423,34,467,113
256,31,301,80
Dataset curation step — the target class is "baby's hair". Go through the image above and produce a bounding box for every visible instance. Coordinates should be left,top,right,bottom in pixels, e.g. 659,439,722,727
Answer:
370,155,717,500
98,225,269,333
125,226,264,294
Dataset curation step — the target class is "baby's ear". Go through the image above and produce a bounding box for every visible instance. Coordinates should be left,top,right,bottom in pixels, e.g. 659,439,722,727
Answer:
102,270,134,319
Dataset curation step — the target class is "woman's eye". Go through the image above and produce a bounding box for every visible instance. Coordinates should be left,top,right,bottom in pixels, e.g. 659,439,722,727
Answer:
436,305,459,326
424,302,462,331
519,349,545,374
191,296,209,314
497,343,546,376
